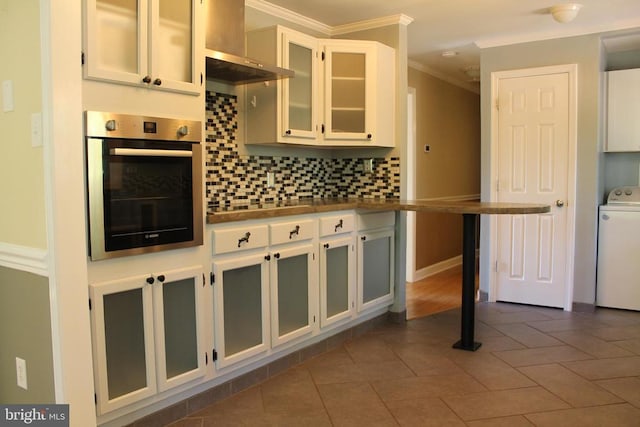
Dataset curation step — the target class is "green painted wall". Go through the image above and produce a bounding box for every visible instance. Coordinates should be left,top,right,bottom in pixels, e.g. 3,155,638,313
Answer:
0,266,55,403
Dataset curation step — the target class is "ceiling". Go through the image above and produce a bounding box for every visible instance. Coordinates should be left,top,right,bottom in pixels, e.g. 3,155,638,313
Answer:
246,0,640,91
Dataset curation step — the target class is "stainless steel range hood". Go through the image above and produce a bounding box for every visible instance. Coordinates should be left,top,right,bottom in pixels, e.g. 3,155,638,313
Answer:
205,0,294,84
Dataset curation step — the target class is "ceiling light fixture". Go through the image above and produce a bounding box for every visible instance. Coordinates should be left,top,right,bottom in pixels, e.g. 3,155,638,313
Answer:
550,3,582,23
441,51,458,58
464,65,480,82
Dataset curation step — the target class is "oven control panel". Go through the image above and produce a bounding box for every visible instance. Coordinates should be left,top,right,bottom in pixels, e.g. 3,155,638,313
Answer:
85,111,202,143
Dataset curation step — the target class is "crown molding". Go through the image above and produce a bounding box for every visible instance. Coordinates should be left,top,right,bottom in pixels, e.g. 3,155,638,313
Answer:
246,0,332,35
332,14,414,36
409,60,480,95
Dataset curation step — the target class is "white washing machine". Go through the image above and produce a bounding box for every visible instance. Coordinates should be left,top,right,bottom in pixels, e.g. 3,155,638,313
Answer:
596,186,640,311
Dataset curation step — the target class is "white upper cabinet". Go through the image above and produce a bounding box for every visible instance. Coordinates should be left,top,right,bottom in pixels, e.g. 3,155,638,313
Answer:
84,0,201,95
246,26,319,145
282,31,319,140
606,68,640,152
246,26,395,147
322,40,395,147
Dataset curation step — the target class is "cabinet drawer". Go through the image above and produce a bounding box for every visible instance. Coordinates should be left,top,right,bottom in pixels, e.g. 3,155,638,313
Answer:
213,225,269,255
357,211,395,231
320,214,355,236
270,219,316,245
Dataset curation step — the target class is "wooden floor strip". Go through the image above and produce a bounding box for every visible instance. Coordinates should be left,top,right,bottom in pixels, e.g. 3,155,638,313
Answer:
406,265,478,320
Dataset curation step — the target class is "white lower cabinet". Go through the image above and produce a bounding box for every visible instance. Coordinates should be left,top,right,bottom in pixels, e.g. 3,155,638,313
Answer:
211,218,318,369
357,212,395,312
89,265,206,415
319,213,356,327
212,252,271,369
269,243,317,346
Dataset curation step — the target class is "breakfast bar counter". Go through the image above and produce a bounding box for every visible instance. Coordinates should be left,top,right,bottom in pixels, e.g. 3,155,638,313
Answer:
207,198,550,351
206,198,549,223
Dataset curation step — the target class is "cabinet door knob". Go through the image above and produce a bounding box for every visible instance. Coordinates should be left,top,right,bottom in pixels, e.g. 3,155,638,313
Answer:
361,236,367,241
324,243,330,249
274,253,281,259
142,75,152,84
157,275,165,282
285,129,292,135
367,133,372,139
265,254,271,261
146,276,155,285
153,78,162,86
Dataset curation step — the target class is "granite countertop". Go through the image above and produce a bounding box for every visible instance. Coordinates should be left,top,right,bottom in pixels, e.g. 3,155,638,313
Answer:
206,198,550,224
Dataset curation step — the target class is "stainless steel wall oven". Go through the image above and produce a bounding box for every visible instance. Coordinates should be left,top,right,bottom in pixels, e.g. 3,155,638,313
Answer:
85,111,203,260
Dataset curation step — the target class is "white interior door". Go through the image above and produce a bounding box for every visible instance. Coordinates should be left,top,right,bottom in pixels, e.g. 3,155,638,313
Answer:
493,67,575,309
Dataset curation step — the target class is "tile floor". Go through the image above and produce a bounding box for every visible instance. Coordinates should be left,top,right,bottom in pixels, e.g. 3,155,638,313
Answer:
170,302,640,426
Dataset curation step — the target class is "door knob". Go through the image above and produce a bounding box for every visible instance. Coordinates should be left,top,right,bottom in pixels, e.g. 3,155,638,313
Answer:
556,200,565,207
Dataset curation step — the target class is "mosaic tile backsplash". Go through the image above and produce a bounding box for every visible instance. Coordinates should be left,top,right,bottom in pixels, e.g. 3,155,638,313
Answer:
205,91,400,207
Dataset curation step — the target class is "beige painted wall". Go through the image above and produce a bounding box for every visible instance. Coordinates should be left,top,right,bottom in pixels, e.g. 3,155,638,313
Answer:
0,0,46,249
409,67,480,269
479,34,603,304
0,266,55,403
409,68,481,200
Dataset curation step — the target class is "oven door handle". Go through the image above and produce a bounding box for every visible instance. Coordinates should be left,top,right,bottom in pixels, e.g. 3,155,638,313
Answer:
110,148,193,158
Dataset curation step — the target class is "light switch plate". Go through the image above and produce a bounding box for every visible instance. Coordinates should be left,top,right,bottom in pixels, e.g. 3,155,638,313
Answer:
31,112,42,147
2,80,15,112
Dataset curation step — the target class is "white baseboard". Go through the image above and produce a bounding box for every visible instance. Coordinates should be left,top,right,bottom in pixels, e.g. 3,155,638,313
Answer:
409,255,462,283
0,242,49,277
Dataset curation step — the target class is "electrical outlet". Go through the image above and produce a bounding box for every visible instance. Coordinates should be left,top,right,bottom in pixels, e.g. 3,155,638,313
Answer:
16,357,27,390
267,171,275,188
363,158,373,173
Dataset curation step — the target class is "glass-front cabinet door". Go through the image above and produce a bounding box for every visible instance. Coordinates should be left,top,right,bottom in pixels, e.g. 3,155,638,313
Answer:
90,274,156,415
151,0,198,93
152,266,205,392
323,41,375,142
212,254,270,369
270,244,317,346
90,266,205,415
84,0,199,94
357,229,395,312
85,0,147,85
320,236,355,327
281,30,318,140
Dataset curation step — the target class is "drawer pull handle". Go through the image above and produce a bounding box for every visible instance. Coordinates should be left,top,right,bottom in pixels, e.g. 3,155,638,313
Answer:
335,219,343,232
238,232,251,247
289,225,300,239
